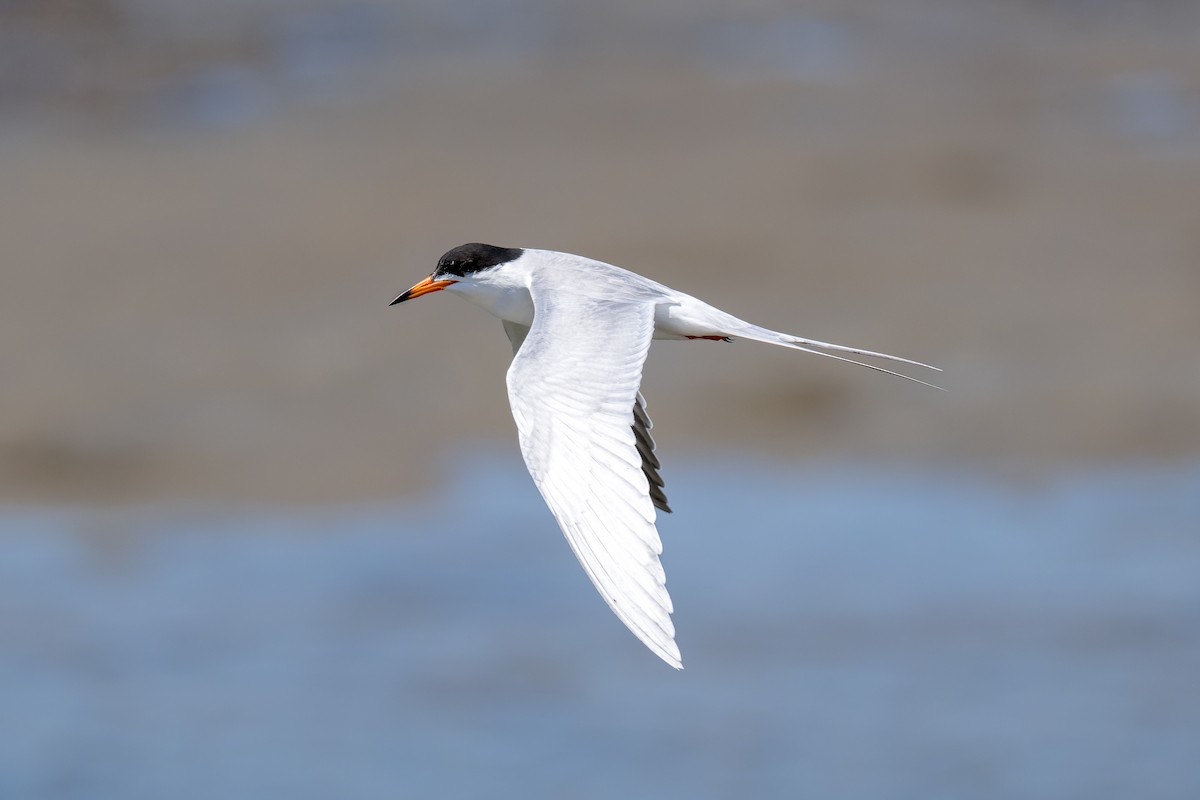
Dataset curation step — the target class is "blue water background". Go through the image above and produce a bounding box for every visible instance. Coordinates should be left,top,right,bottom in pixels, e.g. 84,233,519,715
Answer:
3,452,1198,799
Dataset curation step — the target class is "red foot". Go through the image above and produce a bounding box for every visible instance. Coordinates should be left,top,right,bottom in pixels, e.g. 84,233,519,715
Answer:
686,335,732,341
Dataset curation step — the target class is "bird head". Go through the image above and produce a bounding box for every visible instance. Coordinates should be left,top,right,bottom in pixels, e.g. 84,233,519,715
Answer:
390,243,524,305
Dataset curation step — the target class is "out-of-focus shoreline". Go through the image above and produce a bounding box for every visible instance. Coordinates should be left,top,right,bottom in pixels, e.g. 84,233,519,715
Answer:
4,1,1200,505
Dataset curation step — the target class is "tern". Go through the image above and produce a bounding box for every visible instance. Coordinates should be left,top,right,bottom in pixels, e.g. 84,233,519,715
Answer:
392,243,939,668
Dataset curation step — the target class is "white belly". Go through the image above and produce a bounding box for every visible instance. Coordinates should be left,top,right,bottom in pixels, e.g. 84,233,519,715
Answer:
652,298,730,340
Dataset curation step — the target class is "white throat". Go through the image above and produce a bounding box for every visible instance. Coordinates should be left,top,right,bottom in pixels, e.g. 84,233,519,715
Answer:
447,255,537,326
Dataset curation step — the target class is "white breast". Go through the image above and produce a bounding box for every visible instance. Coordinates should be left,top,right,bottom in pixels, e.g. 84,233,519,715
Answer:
450,281,536,326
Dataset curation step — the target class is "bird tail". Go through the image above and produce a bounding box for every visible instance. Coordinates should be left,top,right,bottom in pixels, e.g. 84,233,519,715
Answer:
713,312,943,389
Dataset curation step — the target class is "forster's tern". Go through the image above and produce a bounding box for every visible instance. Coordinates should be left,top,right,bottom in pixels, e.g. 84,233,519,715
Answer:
392,243,939,668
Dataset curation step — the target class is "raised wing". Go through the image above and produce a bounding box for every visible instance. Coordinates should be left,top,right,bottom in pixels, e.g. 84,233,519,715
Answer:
505,288,681,668
506,321,671,515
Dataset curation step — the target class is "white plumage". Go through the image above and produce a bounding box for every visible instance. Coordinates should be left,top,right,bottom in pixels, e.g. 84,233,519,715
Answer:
392,244,939,668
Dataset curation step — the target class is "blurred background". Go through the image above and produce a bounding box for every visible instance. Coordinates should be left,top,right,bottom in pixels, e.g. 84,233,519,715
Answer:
2,1,1199,798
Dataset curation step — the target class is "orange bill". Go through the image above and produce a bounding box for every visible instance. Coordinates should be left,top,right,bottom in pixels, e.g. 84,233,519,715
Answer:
390,275,458,305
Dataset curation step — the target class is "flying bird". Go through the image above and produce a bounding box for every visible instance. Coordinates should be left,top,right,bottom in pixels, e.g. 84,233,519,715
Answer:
391,243,939,668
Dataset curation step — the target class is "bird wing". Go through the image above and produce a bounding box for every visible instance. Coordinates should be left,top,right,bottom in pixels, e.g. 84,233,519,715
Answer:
505,286,681,668
633,391,671,513
507,321,671,515
502,320,530,354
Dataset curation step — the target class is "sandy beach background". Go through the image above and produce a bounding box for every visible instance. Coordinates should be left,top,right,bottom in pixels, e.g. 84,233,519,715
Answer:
4,0,1200,505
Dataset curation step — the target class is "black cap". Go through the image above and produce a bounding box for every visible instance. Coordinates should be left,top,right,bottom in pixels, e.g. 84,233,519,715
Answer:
435,243,524,277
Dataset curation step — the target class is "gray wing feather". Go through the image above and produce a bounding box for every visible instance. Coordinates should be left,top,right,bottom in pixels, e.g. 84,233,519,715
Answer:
633,391,671,514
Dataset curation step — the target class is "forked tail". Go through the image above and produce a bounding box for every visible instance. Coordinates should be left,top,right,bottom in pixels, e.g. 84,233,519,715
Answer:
723,318,943,390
